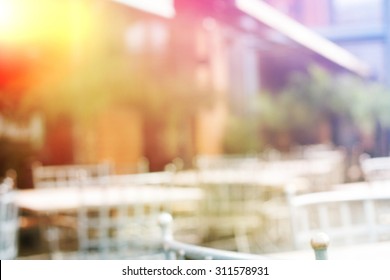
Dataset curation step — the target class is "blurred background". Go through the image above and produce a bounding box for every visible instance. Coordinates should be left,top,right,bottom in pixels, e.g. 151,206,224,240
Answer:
3,0,390,260
1,0,390,187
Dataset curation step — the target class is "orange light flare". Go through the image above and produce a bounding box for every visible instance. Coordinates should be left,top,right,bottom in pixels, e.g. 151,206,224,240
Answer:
0,0,96,47
0,0,98,92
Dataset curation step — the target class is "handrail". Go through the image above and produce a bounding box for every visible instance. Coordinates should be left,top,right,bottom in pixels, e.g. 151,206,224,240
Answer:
158,213,328,260
0,177,18,260
158,213,268,260
310,232,329,260
286,183,390,250
290,186,390,206
162,239,269,260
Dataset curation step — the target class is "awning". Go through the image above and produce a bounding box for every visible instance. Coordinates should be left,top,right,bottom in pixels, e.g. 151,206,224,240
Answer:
235,0,371,77
113,0,370,77
112,0,175,18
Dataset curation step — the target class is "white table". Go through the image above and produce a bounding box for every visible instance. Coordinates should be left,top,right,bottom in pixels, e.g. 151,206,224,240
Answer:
16,184,204,259
16,185,204,213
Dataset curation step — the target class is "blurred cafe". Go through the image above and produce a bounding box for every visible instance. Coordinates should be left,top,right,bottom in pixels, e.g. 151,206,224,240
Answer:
2,0,390,260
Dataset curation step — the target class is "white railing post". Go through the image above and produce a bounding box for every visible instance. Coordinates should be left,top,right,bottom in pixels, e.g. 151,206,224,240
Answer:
158,212,173,240
158,212,174,259
311,232,330,260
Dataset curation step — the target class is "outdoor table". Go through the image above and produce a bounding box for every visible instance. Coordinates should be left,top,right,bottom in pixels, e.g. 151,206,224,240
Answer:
16,184,204,213
15,184,204,258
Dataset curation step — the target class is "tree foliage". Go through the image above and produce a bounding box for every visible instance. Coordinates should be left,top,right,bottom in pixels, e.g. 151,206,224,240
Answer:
224,66,390,153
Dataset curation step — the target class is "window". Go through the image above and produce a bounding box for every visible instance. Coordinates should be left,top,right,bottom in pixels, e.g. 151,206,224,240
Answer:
332,0,382,26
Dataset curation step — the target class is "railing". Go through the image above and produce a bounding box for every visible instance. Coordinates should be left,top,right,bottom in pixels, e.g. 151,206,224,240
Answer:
158,213,329,260
287,184,390,249
0,177,18,260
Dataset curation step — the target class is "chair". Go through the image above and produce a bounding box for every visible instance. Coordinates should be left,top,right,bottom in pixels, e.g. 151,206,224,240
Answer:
31,162,112,189
0,177,18,260
28,162,112,257
46,185,164,259
359,154,390,182
111,157,150,175
158,213,327,260
287,185,390,250
195,170,266,253
193,154,260,171
302,148,346,187
158,212,268,260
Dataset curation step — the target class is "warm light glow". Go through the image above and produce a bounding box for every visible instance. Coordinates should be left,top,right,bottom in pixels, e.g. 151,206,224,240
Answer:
235,0,371,77
0,1,16,28
0,0,94,47
112,0,175,18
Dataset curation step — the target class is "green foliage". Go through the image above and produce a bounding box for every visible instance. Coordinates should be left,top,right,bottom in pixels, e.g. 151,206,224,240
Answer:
224,115,262,154
224,65,390,153
265,66,390,134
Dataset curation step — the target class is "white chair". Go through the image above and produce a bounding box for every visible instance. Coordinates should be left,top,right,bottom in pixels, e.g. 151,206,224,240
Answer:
0,177,18,260
159,213,269,260
32,162,112,189
196,170,266,253
29,162,112,258
112,164,203,247
303,148,346,187
193,154,260,171
111,157,150,175
161,213,324,260
359,154,390,182
287,186,390,250
45,184,164,259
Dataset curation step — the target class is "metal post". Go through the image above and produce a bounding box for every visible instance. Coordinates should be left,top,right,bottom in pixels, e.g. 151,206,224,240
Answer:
158,212,174,259
311,232,330,260
158,212,174,240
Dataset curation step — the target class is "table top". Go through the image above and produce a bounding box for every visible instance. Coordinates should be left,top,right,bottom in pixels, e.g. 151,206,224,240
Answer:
16,185,204,213
289,180,390,206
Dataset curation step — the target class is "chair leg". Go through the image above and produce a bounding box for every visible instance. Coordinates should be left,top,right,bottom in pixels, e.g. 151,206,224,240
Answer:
234,225,250,253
